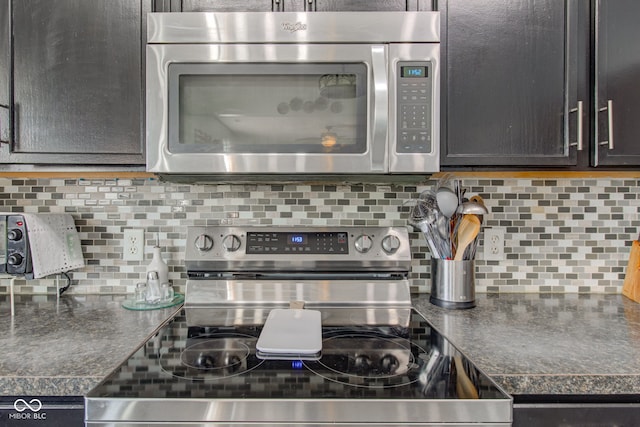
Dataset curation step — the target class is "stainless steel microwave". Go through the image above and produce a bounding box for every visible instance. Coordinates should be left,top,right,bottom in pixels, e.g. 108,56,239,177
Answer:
146,11,440,177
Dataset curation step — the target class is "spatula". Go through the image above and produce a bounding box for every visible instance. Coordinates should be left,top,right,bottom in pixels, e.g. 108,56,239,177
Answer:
454,215,481,261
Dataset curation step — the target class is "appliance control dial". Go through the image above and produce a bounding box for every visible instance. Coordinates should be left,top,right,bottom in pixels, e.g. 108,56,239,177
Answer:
195,234,214,252
222,234,241,252
7,253,24,266
354,234,373,253
7,229,22,241
381,235,401,254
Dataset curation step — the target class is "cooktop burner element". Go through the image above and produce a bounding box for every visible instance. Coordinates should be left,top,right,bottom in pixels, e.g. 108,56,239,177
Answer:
86,226,512,425
168,334,264,381
305,332,423,388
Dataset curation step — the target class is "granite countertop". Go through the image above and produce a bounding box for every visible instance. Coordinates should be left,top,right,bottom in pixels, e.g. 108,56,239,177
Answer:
413,293,640,396
0,294,180,396
2,292,640,397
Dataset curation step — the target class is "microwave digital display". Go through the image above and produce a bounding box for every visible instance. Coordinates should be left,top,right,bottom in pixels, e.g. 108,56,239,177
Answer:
401,66,428,78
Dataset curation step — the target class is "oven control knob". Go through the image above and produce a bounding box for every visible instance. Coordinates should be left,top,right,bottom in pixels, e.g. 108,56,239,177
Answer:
7,253,24,266
222,234,241,252
7,229,22,241
354,234,373,253
381,235,401,254
194,234,214,252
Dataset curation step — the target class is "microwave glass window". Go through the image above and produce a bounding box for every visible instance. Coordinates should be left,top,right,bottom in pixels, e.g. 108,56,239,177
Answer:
169,63,368,154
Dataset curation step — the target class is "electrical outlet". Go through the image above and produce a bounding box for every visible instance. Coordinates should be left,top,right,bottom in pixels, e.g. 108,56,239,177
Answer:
484,227,505,261
123,229,144,261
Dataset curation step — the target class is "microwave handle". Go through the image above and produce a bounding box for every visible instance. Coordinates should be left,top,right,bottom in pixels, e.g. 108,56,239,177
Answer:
370,45,388,171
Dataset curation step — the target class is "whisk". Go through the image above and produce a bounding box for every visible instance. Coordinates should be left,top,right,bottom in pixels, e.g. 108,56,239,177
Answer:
408,196,451,259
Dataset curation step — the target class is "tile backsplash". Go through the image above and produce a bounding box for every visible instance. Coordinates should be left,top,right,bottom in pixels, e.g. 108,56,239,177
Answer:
0,175,638,295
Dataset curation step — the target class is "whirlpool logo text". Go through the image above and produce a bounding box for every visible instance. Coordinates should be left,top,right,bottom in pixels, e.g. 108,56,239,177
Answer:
281,22,307,33
8,398,47,421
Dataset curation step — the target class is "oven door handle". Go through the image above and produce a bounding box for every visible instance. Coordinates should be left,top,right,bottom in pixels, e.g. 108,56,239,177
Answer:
370,45,388,172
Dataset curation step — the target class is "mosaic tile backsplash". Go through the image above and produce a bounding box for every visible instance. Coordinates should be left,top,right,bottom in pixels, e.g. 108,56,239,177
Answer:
0,176,638,295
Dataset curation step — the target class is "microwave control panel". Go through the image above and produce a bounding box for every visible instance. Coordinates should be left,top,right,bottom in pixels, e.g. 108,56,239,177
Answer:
395,61,433,154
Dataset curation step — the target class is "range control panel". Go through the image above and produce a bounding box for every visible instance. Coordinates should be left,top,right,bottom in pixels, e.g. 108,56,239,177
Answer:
246,231,348,254
184,226,412,273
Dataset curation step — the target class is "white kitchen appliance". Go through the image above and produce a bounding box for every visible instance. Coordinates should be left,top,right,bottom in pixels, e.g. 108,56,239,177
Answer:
0,213,84,279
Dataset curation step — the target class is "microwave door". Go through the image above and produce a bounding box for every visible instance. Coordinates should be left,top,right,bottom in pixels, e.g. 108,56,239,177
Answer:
146,43,390,175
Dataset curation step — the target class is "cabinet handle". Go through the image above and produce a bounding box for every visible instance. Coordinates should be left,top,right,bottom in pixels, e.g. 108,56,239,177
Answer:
0,104,9,145
598,99,614,150
569,101,583,151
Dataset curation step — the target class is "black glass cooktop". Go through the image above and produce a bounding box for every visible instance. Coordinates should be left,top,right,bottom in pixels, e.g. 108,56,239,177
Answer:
88,307,507,401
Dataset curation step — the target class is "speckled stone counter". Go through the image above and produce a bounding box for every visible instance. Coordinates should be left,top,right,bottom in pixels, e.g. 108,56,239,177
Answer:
412,293,640,396
0,294,180,396
3,292,640,398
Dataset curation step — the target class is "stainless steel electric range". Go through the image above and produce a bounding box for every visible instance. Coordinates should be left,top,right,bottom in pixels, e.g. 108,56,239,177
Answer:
86,226,511,426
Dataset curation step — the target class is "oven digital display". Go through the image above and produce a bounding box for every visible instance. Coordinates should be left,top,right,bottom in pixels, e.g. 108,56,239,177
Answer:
246,231,348,254
289,234,306,245
401,66,428,78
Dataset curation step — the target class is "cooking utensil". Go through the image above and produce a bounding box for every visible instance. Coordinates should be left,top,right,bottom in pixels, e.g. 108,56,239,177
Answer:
437,214,450,244
456,201,489,216
468,195,487,221
461,196,487,259
435,174,460,217
454,215,481,261
454,203,486,259
622,233,640,303
469,194,486,207
408,198,444,259
415,191,451,258
436,187,459,219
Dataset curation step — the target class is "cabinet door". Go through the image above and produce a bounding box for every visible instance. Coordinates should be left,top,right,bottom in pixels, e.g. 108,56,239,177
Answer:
441,0,584,166
171,0,275,11
0,0,8,143
594,0,640,166
3,0,146,165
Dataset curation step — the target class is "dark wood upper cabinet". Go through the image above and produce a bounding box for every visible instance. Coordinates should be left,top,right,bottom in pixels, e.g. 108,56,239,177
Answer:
1,0,147,166
0,0,9,144
440,0,586,167
1,0,637,169
593,0,640,166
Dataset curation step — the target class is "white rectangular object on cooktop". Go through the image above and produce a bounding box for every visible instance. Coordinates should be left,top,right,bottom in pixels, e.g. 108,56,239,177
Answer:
256,308,322,360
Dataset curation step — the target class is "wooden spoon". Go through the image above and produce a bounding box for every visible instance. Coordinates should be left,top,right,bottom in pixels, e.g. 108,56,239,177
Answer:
454,215,481,261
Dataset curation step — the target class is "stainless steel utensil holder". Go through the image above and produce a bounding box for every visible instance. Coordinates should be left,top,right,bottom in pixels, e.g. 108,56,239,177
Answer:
430,258,476,309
